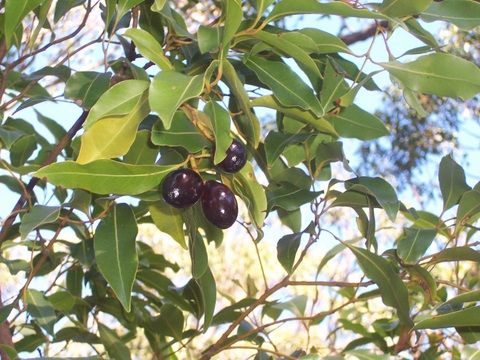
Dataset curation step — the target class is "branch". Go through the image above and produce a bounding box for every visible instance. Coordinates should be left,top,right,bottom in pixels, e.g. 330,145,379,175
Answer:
0,111,88,247
341,20,389,45
0,287,13,360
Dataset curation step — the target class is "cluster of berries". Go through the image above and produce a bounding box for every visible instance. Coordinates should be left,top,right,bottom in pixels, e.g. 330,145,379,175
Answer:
162,140,247,229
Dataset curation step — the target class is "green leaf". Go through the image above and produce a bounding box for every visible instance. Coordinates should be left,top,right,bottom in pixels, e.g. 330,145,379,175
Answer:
252,30,322,88
421,0,480,30
430,247,480,264
252,96,337,136
34,160,182,195
264,131,311,166
98,324,131,360
277,232,302,274
197,267,216,331
266,0,385,22
65,71,111,109
415,306,480,329
77,93,150,164
10,134,37,166
380,53,480,100
156,304,184,340
47,291,76,313
198,25,221,54
25,65,72,82
268,183,321,212
124,28,173,71
151,111,209,153
149,199,186,249
320,60,349,112
344,177,399,221
4,0,45,47
328,105,388,140
299,28,351,54
230,162,267,227
19,205,60,240
94,203,138,311
204,102,232,164
149,71,204,129
116,0,143,19
26,289,56,335
123,130,158,165
189,227,208,279
245,55,323,116
84,80,149,128
397,228,437,264
346,245,412,327
54,0,85,22
456,191,480,233
223,60,261,147
443,290,480,306
222,0,242,47
35,111,67,142
278,208,301,233
0,126,25,149
439,155,471,211
379,0,432,17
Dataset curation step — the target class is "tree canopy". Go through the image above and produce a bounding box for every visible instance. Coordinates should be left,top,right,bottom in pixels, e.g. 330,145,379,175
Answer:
0,0,480,359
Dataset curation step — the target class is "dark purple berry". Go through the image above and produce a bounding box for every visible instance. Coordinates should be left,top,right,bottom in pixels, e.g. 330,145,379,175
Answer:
201,180,238,229
162,169,203,208
218,139,247,173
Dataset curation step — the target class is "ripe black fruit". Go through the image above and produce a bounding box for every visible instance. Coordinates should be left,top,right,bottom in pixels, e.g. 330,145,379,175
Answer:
201,180,238,229
218,139,247,173
162,169,203,208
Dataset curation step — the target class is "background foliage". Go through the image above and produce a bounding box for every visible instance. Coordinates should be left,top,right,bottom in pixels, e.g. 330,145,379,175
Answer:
0,0,480,359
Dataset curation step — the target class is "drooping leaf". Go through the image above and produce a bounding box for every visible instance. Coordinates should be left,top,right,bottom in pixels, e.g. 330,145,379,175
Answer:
197,267,216,331
149,199,186,249
264,131,311,166
380,53,480,100
397,228,437,264
346,245,412,327
10,134,37,167
223,60,261,147
415,306,480,329
25,289,56,335
98,324,131,360
244,55,324,116
421,0,480,31
328,105,389,140
77,93,150,164
277,232,302,274
443,290,480,306
438,155,471,211
149,71,204,129
229,162,267,227
154,304,184,340
19,205,60,240
345,177,399,221
204,101,232,164
378,0,432,17
34,160,182,195
94,203,138,311
64,71,111,109
84,79,149,128
267,183,321,212
124,28,173,70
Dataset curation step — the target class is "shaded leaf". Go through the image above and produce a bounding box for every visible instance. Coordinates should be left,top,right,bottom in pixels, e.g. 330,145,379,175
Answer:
149,199,186,249
124,28,172,70
204,101,232,164
98,324,131,360
415,306,480,329
397,228,437,264
65,71,111,109
19,205,60,240
439,155,471,211
277,232,302,273
26,289,56,335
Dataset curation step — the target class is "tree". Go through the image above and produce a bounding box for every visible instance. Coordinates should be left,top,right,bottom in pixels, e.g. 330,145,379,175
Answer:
0,0,479,359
